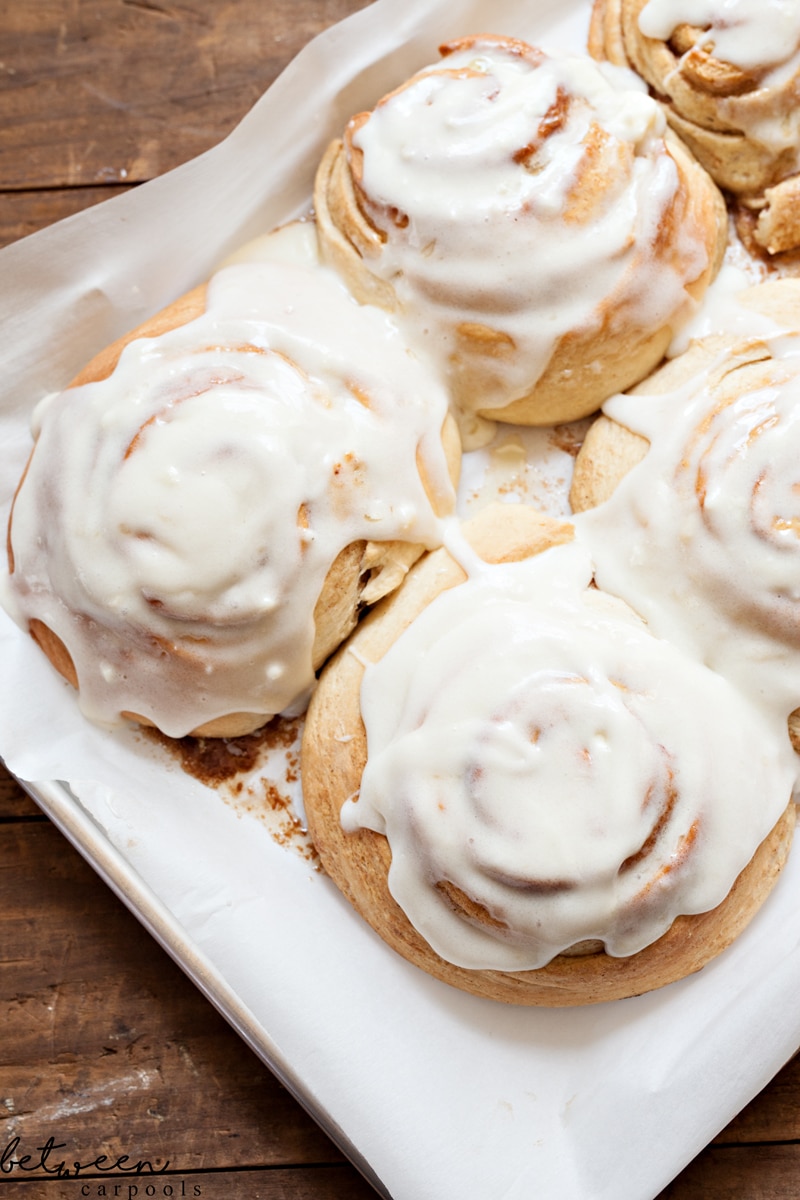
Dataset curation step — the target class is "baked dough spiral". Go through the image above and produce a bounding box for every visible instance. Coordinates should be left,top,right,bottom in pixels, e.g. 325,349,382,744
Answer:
572,278,800,723
301,506,795,1005
4,235,460,738
315,34,727,428
589,0,800,254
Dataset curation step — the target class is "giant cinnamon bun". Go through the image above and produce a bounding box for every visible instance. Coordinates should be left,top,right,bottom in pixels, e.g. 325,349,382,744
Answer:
301,505,796,1005
572,277,800,732
4,228,460,738
589,0,800,255
314,34,727,429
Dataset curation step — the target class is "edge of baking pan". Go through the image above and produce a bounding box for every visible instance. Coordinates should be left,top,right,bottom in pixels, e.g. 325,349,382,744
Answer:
11,771,392,1200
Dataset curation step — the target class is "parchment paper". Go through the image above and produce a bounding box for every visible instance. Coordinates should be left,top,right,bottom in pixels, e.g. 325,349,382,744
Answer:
2,2,799,1198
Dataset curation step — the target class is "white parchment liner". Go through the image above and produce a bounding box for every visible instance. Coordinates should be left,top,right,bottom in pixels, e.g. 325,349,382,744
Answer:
2,2,800,1198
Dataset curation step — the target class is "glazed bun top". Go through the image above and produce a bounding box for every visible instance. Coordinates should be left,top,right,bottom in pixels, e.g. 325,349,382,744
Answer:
5,233,457,737
576,283,800,717
638,0,800,76
343,538,795,971
317,34,726,427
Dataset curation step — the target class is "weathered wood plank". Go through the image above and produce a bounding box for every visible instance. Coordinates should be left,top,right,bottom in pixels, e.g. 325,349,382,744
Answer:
0,0,372,190
659,1144,800,1199
0,820,346,1172
0,185,130,249
0,764,41,820
1,2,799,1194
721,1051,800,1144
0,1164,378,1199
2,809,799,1196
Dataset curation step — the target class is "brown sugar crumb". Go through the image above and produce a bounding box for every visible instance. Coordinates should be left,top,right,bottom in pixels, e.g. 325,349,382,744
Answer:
734,205,800,276
144,724,271,785
253,778,320,867
143,717,319,865
549,421,588,458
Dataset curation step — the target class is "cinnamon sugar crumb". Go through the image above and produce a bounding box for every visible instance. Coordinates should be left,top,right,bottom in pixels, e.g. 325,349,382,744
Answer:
143,717,320,866
549,422,587,458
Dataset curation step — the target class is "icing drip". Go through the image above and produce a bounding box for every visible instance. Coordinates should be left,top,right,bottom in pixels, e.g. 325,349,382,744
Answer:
577,330,800,715
349,38,708,413
5,251,454,736
342,543,794,970
639,0,800,74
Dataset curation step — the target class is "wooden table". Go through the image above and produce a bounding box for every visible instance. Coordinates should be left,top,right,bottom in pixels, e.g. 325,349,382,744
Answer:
0,3,798,1197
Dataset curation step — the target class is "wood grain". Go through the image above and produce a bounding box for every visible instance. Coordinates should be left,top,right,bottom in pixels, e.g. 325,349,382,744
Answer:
0,1166,379,1200
659,1146,800,1199
1,0,799,1195
0,186,132,249
1,6,382,1192
0,784,371,1189
0,767,40,817
3,759,800,1197
0,0,372,190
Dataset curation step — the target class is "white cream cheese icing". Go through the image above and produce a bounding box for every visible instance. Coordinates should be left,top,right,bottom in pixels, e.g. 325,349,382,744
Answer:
341,542,795,970
666,261,770,356
4,250,454,736
349,38,708,413
576,329,800,716
637,0,800,159
638,0,800,74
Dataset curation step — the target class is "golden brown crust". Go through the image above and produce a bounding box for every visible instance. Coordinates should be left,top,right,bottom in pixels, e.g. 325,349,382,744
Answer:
314,138,397,312
751,178,800,257
314,36,728,427
301,505,794,1004
569,413,649,512
29,619,79,690
589,0,800,253
68,286,210,387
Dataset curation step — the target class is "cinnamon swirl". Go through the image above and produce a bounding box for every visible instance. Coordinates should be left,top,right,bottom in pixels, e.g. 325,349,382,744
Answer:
314,34,727,429
4,227,460,738
301,505,795,1005
589,0,800,255
572,278,800,727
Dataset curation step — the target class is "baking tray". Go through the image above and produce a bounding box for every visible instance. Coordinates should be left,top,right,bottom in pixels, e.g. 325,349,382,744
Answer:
3,2,800,1197
10,775,390,1198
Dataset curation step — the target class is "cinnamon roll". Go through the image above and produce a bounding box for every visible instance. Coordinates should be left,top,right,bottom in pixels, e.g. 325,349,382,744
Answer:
301,505,795,1005
589,0,800,255
4,227,460,738
572,278,800,731
314,34,727,429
